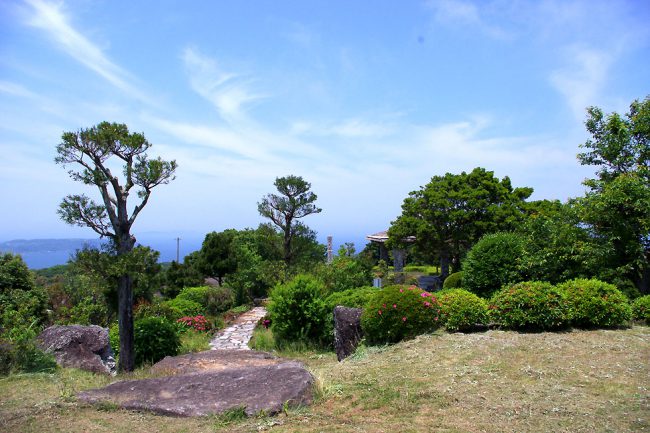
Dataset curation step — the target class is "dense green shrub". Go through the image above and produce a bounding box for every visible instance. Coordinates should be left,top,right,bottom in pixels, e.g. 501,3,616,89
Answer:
134,316,180,366
0,339,12,375
109,322,120,357
463,232,527,298
134,299,178,321
631,295,650,324
438,289,488,332
317,254,372,293
177,286,235,314
162,298,204,319
0,319,57,374
489,281,570,330
558,279,632,328
325,286,378,310
361,285,443,345
57,297,109,326
443,272,463,289
268,274,330,346
176,286,210,305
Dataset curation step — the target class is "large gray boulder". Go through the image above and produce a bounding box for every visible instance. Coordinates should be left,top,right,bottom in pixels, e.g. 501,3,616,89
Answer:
78,356,314,417
333,306,363,361
37,325,116,375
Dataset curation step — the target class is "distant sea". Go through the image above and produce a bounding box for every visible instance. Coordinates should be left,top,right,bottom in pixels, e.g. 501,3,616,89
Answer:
0,233,371,269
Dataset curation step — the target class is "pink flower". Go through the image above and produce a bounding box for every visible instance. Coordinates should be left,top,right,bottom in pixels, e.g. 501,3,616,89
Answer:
399,289,404,293
434,316,438,321
423,301,431,307
420,292,431,298
393,304,397,309
378,310,382,315
402,317,407,322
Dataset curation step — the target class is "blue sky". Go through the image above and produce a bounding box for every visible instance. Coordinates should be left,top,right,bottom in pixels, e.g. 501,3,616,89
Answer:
1,0,649,253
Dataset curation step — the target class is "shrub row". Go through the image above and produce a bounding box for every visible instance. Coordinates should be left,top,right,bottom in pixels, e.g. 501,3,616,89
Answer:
267,274,644,350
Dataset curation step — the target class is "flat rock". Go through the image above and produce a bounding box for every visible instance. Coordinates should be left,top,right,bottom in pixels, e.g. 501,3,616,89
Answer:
78,360,313,417
151,349,283,375
37,325,116,375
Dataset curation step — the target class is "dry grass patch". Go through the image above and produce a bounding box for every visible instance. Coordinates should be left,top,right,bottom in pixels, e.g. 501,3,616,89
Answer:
0,327,648,433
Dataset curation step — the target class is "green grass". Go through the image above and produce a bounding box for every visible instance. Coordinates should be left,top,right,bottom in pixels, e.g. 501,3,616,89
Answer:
248,327,275,351
178,329,211,354
1,327,648,432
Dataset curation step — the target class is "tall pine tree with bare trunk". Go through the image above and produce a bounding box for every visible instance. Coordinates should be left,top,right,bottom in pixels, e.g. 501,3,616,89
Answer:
257,175,321,267
55,122,177,372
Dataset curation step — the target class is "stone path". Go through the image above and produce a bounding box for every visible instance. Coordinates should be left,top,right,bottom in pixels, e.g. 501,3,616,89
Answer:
209,306,267,350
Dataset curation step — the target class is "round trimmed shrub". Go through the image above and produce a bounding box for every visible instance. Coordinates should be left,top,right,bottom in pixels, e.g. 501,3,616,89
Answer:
489,281,570,331
134,316,180,366
463,232,527,298
443,272,463,289
204,286,235,315
163,298,204,319
268,275,330,346
438,289,488,332
177,286,235,315
632,295,650,325
325,286,377,310
361,285,443,345
176,286,210,305
558,279,632,328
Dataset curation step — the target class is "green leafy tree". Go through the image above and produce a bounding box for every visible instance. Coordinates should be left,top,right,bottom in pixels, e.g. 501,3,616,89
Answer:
257,175,322,267
389,167,533,278
0,253,48,331
0,252,34,293
519,201,607,284
55,122,177,371
68,245,162,318
196,230,238,285
163,257,204,297
576,97,650,293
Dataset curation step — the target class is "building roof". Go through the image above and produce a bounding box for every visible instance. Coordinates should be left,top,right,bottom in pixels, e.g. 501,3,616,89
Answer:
366,230,415,243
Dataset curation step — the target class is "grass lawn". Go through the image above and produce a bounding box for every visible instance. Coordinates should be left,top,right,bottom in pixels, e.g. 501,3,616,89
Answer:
1,326,648,432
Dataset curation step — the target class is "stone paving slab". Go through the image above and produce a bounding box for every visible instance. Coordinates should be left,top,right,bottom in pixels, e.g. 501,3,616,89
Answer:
210,306,268,350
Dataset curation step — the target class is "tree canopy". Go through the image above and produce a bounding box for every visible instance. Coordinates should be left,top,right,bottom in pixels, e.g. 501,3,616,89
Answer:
257,175,322,267
389,167,533,278
576,96,650,293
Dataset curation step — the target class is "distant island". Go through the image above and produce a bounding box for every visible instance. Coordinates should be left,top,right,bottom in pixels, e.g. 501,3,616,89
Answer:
0,238,104,269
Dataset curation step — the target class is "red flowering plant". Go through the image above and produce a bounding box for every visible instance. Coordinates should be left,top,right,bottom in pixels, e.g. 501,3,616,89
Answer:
360,285,443,344
176,315,211,332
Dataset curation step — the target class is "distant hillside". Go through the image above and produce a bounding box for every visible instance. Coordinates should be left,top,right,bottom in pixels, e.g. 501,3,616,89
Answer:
0,238,103,253
0,238,104,269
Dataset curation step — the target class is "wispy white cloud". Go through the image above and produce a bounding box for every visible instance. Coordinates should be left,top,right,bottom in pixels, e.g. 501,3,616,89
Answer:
426,0,510,40
549,46,612,121
0,80,39,99
182,47,267,123
24,0,151,104
290,118,394,139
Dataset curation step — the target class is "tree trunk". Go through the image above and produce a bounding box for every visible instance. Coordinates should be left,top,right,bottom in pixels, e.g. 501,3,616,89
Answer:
283,230,292,267
439,249,450,280
117,274,134,372
116,232,136,372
